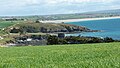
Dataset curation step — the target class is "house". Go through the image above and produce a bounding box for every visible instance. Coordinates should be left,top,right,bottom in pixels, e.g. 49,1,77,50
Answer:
26,38,32,42
14,35,47,46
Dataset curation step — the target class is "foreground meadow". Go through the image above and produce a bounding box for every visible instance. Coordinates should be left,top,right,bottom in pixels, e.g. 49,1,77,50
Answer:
0,42,120,68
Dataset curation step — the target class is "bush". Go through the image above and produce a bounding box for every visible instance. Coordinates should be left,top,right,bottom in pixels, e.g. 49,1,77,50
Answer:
47,36,59,45
10,28,20,33
47,36,115,45
104,37,114,42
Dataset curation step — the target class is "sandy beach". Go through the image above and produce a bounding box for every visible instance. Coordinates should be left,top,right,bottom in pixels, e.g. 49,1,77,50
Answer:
41,16,120,23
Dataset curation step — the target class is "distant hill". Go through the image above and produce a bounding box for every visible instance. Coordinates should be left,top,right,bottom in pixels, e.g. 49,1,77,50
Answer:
84,9,120,14
0,9,120,21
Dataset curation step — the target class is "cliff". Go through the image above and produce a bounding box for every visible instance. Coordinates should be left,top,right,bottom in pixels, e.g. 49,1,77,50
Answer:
8,22,98,33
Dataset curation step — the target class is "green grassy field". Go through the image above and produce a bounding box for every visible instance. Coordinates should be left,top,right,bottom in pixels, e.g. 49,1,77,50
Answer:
0,21,16,28
0,21,25,29
0,42,120,68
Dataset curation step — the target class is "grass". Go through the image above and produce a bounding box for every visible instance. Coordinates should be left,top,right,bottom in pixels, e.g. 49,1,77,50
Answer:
0,21,16,28
0,42,120,68
0,21,20,44
0,37,13,44
0,21,25,29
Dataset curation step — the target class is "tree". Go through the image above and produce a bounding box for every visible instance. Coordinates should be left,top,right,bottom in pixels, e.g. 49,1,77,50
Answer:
35,20,42,23
40,27,47,33
19,27,27,35
104,37,114,42
10,28,20,33
47,36,59,45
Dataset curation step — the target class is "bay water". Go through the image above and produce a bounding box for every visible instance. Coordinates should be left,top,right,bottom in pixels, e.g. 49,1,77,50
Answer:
66,18,120,40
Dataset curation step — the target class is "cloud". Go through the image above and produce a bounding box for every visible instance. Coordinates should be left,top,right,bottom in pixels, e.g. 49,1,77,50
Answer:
45,0,114,5
0,0,119,16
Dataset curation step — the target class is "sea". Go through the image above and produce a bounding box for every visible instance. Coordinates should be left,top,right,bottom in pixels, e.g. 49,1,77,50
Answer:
66,18,120,40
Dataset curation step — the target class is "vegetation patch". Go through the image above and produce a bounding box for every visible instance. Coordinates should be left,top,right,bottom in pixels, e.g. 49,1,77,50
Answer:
0,42,120,68
0,21,17,28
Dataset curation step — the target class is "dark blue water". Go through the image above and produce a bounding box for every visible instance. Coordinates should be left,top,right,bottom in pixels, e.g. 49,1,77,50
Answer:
66,18,120,40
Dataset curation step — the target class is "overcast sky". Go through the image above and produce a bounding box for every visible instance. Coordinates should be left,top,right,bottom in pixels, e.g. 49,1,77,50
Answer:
0,0,120,16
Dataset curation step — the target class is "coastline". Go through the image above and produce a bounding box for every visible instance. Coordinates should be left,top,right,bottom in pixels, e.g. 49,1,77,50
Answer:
41,16,120,23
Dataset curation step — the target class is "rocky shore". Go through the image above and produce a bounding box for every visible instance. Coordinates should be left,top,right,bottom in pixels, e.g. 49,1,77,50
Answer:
8,22,99,33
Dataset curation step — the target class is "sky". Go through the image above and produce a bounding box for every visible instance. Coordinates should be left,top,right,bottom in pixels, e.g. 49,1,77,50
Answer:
0,0,120,16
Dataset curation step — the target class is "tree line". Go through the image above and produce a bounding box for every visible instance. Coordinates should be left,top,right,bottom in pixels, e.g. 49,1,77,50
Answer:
47,36,115,45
